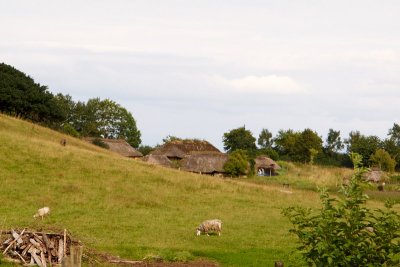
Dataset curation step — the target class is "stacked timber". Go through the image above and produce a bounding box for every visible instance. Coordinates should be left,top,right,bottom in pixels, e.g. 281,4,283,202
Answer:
1,229,76,266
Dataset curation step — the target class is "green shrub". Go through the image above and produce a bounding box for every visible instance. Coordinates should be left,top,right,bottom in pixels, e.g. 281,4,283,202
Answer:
370,148,397,172
283,153,400,266
91,138,109,149
223,149,248,177
61,123,80,137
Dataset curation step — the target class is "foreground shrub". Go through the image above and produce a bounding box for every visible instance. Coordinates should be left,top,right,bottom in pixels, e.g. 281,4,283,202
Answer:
283,153,400,266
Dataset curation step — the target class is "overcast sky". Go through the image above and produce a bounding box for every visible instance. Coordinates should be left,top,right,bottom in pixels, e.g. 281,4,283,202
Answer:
1,0,399,149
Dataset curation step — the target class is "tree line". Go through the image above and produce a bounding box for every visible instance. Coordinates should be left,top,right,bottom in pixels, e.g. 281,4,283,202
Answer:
0,63,141,148
222,125,399,173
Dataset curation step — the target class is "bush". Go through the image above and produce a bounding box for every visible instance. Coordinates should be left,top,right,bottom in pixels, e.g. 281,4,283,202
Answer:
283,153,400,266
91,138,109,149
223,149,248,177
61,123,80,137
370,148,397,172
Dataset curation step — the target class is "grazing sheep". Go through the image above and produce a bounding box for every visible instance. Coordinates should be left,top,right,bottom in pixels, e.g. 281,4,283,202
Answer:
196,219,222,236
33,207,50,220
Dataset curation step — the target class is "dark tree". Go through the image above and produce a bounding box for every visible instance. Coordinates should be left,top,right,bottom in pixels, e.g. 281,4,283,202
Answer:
0,63,64,125
345,131,381,166
325,129,344,155
273,129,300,158
223,126,257,153
292,129,323,163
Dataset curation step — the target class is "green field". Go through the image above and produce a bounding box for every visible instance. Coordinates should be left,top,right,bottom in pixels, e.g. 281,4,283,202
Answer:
0,114,397,266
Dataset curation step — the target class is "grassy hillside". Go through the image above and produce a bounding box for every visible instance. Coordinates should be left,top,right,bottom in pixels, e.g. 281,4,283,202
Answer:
0,114,393,266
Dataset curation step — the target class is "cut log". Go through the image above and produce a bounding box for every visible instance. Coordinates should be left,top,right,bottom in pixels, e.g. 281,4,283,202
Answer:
41,251,47,267
3,229,26,255
14,250,27,265
30,238,43,251
63,229,67,256
32,252,44,267
58,238,64,263
22,244,32,256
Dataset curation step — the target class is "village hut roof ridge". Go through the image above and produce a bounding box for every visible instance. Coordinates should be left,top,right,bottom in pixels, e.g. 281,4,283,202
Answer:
83,137,143,158
151,139,220,158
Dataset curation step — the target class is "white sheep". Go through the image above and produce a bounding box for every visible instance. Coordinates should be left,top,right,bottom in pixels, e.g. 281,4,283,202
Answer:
196,219,222,236
33,207,50,220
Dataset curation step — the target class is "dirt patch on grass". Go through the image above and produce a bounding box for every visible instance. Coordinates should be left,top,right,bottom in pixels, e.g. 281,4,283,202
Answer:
86,249,219,267
124,260,219,266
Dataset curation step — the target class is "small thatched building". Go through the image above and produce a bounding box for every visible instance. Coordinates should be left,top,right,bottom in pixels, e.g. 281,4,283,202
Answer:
151,140,221,160
363,168,387,183
181,152,229,175
254,156,280,176
142,154,173,168
83,138,143,158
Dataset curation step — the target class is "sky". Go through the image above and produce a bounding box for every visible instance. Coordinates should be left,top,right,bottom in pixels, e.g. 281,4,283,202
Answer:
1,0,399,150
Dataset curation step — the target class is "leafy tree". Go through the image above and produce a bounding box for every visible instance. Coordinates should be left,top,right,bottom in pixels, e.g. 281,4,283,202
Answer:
370,149,396,172
388,123,400,146
257,148,279,161
284,153,400,266
223,149,248,177
76,98,141,148
273,129,300,158
0,63,64,125
292,129,323,163
222,126,257,154
325,129,344,155
345,131,381,166
258,128,273,149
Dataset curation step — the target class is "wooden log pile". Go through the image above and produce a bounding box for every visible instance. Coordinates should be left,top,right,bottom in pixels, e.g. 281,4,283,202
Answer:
1,228,74,266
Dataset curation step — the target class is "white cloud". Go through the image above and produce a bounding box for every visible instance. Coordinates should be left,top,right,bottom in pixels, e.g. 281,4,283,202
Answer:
211,75,307,94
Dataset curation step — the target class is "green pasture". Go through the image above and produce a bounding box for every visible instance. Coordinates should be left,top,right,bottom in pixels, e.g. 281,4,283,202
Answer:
0,114,397,266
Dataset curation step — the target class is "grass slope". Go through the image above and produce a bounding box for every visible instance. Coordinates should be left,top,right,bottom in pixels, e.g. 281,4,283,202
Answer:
0,114,392,266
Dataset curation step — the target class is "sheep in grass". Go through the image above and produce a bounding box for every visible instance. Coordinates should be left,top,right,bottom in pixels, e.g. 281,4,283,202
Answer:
33,207,50,220
196,219,222,236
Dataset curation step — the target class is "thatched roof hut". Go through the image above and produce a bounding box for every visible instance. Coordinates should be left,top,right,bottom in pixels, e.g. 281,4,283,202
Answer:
181,152,228,174
151,140,220,160
84,138,143,158
254,156,280,176
142,154,173,168
363,168,387,183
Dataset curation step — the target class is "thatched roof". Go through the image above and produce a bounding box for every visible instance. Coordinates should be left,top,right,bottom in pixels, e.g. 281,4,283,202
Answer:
142,154,173,168
83,138,143,158
151,140,220,159
364,168,387,183
181,152,228,174
254,156,280,170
